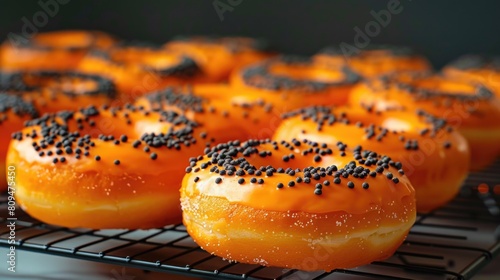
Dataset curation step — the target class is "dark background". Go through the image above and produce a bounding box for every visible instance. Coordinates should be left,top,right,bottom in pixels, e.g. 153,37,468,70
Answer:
1,0,499,68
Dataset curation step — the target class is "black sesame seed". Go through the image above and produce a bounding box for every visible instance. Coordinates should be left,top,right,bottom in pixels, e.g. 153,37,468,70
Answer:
347,181,355,189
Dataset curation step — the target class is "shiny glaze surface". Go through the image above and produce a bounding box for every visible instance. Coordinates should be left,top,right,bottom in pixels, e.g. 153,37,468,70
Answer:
78,46,204,101
274,106,470,211
0,30,116,71
7,105,212,228
182,139,415,214
135,85,279,143
1,71,116,114
349,74,500,170
443,55,500,98
230,56,360,108
164,36,274,82
0,94,38,190
313,46,431,78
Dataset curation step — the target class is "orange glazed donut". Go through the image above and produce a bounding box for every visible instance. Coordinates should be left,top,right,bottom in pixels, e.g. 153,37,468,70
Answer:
164,36,274,82
443,55,500,98
231,56,360,110
7,105,213,229
78,43,203,103
181,139,416,271
0,94,39,191
350,73,500,170
135,85,278,143
0,30,116,71
0,71,116,114
313,45,432,78
274,106,470,212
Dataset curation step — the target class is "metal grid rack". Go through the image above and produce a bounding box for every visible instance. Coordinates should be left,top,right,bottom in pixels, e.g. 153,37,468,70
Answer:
1,161,499,280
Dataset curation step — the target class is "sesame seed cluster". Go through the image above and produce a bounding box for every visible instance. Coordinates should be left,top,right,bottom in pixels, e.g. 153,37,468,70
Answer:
186,139,404,196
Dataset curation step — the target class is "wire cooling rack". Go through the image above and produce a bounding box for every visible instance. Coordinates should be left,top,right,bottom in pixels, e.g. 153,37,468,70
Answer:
1,161,499,280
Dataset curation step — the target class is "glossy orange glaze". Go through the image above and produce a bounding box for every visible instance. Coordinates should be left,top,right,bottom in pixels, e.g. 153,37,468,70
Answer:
443,56,500,98
135,84,284,144
273,106,470,212
0,30,116,71
181,139,416,270
350,74,500,170
0,94,39,191
7,105,212,229
164,36,275,82
78,45,204,104
230,56,360,110
1,71,116,114
313,46,432,78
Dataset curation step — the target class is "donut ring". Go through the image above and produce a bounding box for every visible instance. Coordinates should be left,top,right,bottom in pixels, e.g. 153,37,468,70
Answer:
443,55,500,98
181,139,416,271
313,45,432,78
0,93,39,191
78,43,203,103
7,105,213,229
274,106,470,212
231,55,360,109
0,30,116,71
164,36,274,82
135,85,278,143
349,73,500,170
0,70,116,114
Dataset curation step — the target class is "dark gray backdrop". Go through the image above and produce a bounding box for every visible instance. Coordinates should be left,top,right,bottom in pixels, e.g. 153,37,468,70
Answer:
1,0,499,68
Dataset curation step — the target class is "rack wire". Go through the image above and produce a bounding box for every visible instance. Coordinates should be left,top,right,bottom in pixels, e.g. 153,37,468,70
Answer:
1,161,499,280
